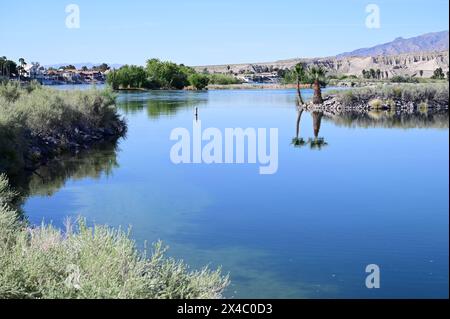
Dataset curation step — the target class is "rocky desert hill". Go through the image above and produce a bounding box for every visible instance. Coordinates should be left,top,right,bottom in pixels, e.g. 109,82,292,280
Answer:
194,31,449,78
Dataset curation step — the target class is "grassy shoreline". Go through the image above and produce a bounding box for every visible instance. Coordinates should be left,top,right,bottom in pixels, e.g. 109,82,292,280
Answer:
0,83,126,174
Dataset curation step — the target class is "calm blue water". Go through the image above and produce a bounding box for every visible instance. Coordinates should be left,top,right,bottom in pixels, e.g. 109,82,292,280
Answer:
23,88,449,298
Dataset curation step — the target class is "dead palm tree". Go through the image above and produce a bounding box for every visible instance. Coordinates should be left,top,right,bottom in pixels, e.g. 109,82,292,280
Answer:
307,66,327,104
293,63,306,105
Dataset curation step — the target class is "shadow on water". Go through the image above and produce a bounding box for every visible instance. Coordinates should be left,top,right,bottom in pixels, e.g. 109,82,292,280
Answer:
5,141,120,212
324,108,449,129
116,90,208,119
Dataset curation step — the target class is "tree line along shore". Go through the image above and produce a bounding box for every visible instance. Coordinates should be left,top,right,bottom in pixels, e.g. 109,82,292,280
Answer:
2,55,448,91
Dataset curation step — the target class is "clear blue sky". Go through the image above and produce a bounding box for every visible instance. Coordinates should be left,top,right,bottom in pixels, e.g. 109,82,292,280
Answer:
1,0,448,66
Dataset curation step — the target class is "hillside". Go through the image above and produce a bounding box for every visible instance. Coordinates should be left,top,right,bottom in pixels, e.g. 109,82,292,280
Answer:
337,30,448,57
195,51,449,78
194,31,449,78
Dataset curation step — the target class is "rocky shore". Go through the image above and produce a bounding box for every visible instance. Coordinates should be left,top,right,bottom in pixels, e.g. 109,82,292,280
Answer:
24,119,126,171
300,83,449,116
301,94,449,114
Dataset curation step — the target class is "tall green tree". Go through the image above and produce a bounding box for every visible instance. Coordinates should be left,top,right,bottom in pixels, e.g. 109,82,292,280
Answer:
188,73,209,90
17,58,27,81
431,67,445,79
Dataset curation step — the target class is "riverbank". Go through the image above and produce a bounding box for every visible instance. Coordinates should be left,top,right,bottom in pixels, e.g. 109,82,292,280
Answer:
0,83,126,175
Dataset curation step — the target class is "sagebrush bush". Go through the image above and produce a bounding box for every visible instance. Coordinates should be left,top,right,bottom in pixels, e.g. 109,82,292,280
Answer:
0,83,125,173
327,83,449,106
0,83,120,136
0,175,229,299
208,74,242,85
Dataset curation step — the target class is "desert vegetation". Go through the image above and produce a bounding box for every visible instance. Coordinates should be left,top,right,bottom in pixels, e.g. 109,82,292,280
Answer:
327,83,449,108
0,82,126,173
207,73,242,85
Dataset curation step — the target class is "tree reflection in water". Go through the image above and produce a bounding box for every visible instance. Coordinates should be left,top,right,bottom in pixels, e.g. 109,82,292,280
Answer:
291,106,306,148
291,104,448,150
117,91,207,119
291,106,327,150
308,111,328,150
6,140,120,211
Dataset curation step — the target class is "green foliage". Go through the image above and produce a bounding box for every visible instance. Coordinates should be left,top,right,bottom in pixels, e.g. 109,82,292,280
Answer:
307,66,327,85
291,137,306,147
0,175,229,299
145,59,190,90
107,65,148,90
92,63,110,72
0,83,124,173
362,68,383,80
282,64,328,86
282,63,309,85
0,56,17,78
207,74,242,85
60,65,76,70
431,67,446,80
188,73,210,90
390,75,419,83
106,59,244,90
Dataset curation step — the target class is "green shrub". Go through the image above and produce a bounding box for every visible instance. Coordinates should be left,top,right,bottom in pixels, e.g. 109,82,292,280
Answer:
188,73,210,90
0,84,124,173
208,74,242,85
107,65,149,89
390,75,419,83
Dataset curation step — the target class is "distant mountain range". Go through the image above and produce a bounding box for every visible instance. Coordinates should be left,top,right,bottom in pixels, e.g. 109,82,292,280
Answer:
337,30,449,57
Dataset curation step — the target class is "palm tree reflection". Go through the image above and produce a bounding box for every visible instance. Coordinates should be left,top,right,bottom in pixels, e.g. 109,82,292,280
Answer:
308,111,328,150
291,106,306,147
292,107,328,150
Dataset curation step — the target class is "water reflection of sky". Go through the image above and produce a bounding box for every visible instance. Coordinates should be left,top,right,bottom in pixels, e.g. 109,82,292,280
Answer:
23,88,449,298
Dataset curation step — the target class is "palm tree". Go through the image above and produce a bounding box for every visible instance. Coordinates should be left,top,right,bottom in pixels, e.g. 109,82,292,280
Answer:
362,69,367,79
293,63,306,105
0,56,6,77
307,66,327,104
376,69,381,80
18,58,27,81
